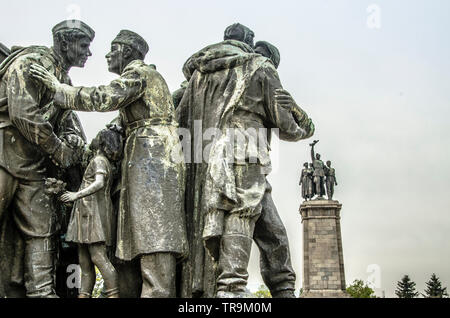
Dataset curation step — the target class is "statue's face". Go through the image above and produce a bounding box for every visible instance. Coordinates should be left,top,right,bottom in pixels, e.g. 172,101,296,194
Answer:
65,36,92,68
304,163,308,168
316,153,321,160
255,45,270,59
106,43,125,75
327,161,331,167
243,30,255,48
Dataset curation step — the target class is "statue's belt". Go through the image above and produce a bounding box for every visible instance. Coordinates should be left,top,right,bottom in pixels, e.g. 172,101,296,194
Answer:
125,117,176,135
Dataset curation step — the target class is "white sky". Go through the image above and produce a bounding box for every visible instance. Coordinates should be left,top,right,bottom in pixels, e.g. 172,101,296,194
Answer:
2,0,449,298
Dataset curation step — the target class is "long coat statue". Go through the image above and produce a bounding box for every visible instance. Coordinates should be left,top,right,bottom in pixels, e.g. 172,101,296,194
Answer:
177,36,315,297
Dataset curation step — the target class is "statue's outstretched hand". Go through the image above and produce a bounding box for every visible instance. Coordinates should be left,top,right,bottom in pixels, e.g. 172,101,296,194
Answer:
30,64,61,93
275,89,313,137
59,191,79,203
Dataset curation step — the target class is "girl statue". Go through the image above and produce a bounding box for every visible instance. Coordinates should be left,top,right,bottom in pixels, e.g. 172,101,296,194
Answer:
60,128,123,298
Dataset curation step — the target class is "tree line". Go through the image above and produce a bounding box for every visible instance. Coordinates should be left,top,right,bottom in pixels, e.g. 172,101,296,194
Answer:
253,273,448,298
345,273,448,298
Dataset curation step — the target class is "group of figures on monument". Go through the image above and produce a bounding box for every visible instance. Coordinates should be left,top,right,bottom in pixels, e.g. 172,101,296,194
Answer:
0,20,317,298
299,140,338,201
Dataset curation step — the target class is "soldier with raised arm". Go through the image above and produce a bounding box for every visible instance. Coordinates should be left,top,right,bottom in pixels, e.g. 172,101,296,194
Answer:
310,140,326,199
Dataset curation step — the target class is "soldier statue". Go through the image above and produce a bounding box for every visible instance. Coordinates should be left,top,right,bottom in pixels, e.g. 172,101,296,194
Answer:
300,162,314,201
325,160,338,200
177,23,314,298
0,20,94,298
310,140,326,199
30,30,187,298
299,162,309,200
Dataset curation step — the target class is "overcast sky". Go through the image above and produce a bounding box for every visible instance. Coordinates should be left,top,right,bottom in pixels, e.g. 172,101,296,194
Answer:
2,0,449,298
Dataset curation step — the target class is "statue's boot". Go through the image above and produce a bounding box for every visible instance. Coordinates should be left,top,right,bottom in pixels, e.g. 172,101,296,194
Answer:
216,234,254,298
140,253,176,298
24,237,58,298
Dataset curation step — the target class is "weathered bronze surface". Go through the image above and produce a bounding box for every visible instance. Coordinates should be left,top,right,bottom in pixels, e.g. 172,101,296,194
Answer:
252,40,296,298
1,21,320,298
57,129,121,298
0,20,94,298
177,23,314,298
0,43,10,63
30,29,187,298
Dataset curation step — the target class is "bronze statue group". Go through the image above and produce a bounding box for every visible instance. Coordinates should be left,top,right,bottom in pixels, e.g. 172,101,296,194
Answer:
0,20,317,298
300,140,338,201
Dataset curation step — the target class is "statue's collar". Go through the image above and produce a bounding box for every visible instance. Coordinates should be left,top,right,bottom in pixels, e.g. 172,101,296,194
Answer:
49,48,69,73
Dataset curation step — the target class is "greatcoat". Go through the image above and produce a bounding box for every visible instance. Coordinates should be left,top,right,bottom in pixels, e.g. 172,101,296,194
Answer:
52,60,188,261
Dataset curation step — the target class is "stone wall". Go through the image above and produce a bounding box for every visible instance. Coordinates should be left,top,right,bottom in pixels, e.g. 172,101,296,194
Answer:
299,200,349,298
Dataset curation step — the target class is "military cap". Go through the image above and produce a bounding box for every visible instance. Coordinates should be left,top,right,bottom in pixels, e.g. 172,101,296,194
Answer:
224,23,254,42
255,41,280,69
112,30,149,58
52,20,95,41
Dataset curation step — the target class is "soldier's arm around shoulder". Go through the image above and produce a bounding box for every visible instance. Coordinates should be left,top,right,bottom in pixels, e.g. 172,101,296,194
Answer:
53,62,147,112
6,56,74,166
260,63,314,142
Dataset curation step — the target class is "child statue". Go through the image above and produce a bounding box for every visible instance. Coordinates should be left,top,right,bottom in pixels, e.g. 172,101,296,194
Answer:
60,128,123,298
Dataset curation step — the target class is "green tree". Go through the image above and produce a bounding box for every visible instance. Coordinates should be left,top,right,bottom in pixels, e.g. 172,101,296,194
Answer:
346,279,376,298
253,285,272,298
423,273,448,298
395,275,419,298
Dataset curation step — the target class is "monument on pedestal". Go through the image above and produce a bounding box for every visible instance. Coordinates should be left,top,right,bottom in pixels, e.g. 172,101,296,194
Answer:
299,200,348,297
299,141,348,298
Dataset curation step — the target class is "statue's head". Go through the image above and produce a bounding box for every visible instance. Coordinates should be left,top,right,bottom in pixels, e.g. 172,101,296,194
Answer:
316,153,321,160
224,23,255,48
326,160,331,167
303,162,308,168
309,163,313,168
52,20,95,69
106,30,149,75
91,128,124,162
254,41,280,69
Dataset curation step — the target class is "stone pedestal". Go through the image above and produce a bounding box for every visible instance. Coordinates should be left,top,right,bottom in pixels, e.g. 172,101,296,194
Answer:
299,200,349,298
